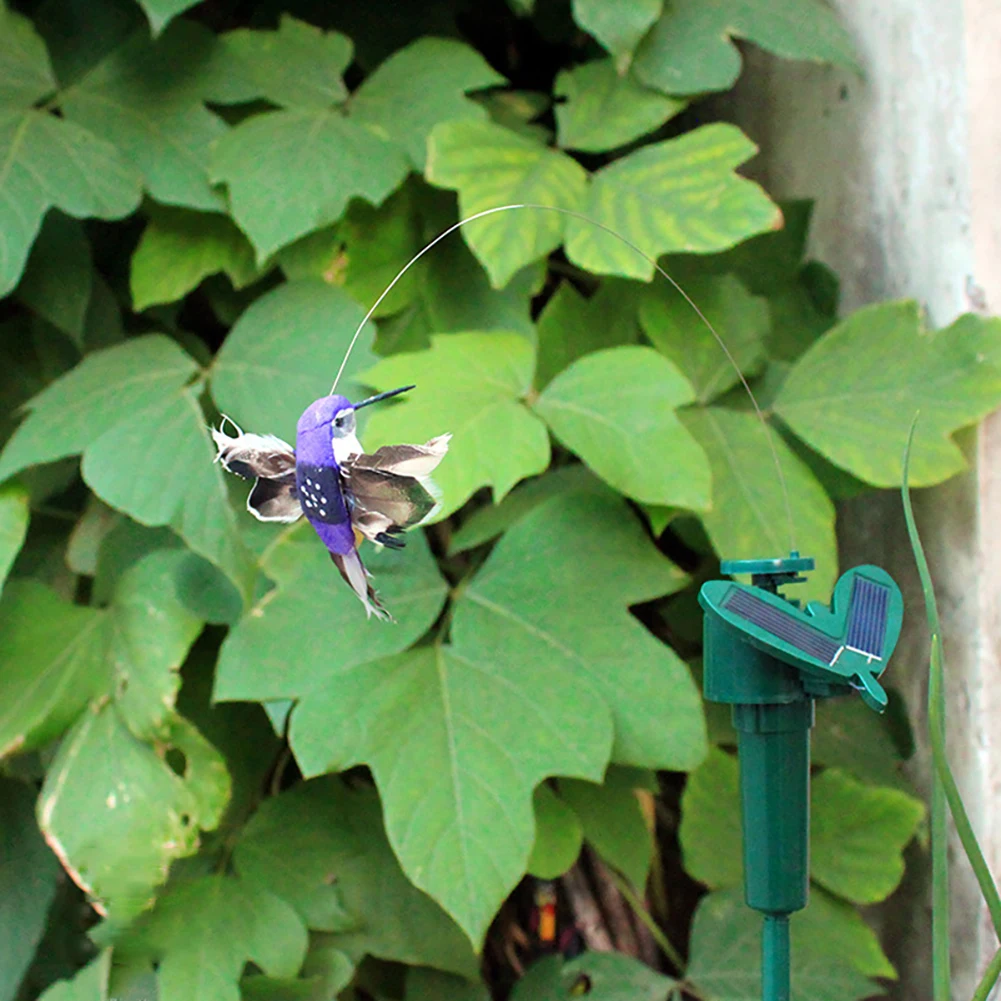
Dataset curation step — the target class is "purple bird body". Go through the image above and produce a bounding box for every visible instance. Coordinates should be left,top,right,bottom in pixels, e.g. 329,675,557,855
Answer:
295,394,354,556
211,387,450,621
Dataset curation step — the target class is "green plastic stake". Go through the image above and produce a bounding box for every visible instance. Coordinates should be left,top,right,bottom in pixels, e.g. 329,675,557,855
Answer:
698,554,903,1001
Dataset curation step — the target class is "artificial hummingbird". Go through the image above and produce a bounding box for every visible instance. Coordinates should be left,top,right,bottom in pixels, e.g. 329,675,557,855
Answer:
211,385,450,620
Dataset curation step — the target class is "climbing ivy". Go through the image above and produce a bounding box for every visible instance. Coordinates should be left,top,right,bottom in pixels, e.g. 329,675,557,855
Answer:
0,2,994,1000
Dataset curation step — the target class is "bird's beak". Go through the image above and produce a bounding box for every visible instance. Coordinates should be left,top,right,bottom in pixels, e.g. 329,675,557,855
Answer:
353,385,415,409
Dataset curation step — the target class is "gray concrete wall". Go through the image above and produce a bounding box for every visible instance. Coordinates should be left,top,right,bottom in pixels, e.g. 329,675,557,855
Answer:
728,2,1001,996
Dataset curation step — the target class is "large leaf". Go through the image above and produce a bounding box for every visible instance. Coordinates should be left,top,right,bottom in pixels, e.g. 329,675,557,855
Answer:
37,704,229,923
0,582,106,758
130,207,259,311
210,108,410,262
426,120,588,288
535,345,711,509
0,336,253,597
0,108,141,296
115,872,307,1001
106,550,204,740
564,124,781,280
570,0,663,72
686,889,878,1001
352,38,505,170
511,952,675,1001
215,524,447,703
60,22,228,211
0,778,61,1001
16,214,93,346
234,777,477,975
810,768,925,905
206,16,352,109
210,280,375,436
774,303,1001,486
639,271,768,402
0,481,29,595
634,0,858,96
559,768,653,890
680,749,924,907
535,279,639,390
528,784,583,879
681,406,836,603
360,333,551,518
292,494,700,946
449,466,611,555
554,59,683,153
0,7,56,107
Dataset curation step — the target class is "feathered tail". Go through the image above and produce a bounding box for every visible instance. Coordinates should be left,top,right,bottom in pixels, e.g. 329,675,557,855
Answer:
329,548,392,622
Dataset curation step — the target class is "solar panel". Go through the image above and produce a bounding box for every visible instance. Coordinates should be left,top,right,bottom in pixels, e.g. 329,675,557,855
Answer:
724,588,841,663
845,576,889,658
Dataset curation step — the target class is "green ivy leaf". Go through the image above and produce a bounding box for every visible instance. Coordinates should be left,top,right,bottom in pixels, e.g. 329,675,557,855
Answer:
686,889,878,1001
564,124,781,281
0,582,106,758
60,22,228,211
811,696,908,790
361,333,551,518
134,0,201,36
554,59,683,153
38,951,112,1001
448,466,611,555
535,279,639,390
0,335,253,598
0,777,61,1001
115,871,307,1001
639,271,768,402
570,0,663,72
130,207,260,311
37,704,229,924
535,346,711,509
0,481,29,595
774,303,1001,486
511,952,676,1001
559,768,653,889
107,550,203,740
335,185,423,317
207,16,352,109
426,120,588,288
681,749,924,907
291,494,699,946
406,968,490,1001
810,768,925,904
795,887,897,980
352,38,505,170
679,746,743,890
419,235,544,339
0,7,57,107
234,778,477,976
528,784,583,879
215,525,448,703
633,0,858,96
16,214,93,346
681,406,836,603
210,108,410,262
0,108,141,296
210,280,375,437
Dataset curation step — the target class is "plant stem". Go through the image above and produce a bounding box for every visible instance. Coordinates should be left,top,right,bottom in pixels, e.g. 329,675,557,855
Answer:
608,867,687,973
901,418,1001,1001
971,945,1001,1001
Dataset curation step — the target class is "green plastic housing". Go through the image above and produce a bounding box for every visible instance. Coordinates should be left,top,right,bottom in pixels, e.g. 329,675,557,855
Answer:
698,562,903,1001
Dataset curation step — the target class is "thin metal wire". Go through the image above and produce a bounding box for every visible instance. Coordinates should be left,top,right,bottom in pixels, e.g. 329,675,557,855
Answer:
332,202,796,554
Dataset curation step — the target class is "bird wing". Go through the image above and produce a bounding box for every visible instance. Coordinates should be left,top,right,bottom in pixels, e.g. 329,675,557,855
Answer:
341,434,450,546
211,423,302,523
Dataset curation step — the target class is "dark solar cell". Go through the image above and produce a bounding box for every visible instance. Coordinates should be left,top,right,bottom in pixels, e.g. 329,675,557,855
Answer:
724,588,841,663
845,576,889,657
